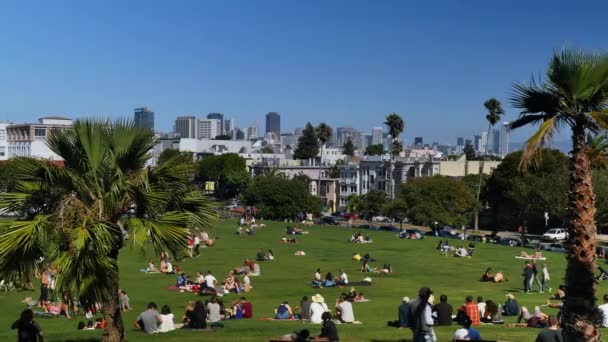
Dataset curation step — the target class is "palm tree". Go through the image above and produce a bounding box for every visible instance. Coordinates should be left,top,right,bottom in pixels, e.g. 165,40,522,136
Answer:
384,113,405,199
475,98,504,230
315,123,332,197
509,48,608,341
0,119,217,342
587,135,608,170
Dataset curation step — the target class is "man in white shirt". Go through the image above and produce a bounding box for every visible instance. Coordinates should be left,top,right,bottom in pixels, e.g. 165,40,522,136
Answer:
338,270,349,286
599,294,608,327
195,272,205,284
193,234,200,256
477,296,486,318
336,296,355,323
204,271,217,290
309,294,328,323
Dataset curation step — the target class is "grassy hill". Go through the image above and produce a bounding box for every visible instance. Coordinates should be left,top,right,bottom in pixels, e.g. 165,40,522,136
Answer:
0,219,605,341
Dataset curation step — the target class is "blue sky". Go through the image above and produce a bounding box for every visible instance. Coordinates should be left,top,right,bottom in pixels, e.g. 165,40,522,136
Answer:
0,0,606,145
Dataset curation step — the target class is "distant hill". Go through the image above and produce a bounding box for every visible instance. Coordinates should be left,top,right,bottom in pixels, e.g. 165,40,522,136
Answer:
509,140,571,154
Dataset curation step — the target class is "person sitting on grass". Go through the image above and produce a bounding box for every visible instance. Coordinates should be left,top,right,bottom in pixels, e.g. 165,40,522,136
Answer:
267,249,275,261
354,292,367,302
361,253,375,263
452,316,482,341
310,294,329,324
275,301,293,319
361,262,375,273
551,285,566,300
147,259,158,273
119,290,131,312
206,297,222,323
336,270,349,286
454,245,469,258
323,272,336,288
352,252,361,261
481,268,494,282
335,295,355,323
535,315,562,342
457,296,480,326
318,312,339,341
84,320,95,330
184,300,206,329
441,240,451,255
503,293,520,316
134,302,162,334
158,305,175,332
256,249,266,262
312,269,323,287
481,300,503,324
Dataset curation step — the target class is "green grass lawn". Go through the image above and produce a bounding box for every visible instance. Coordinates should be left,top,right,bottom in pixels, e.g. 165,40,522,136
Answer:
0,219,605,341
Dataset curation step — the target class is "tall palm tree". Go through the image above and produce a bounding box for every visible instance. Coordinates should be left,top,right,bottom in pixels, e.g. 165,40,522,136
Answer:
384,113,405,199
0,119,217,342
509,48,608,341
315,123,332,198
587,135,608,170
474,98,504,230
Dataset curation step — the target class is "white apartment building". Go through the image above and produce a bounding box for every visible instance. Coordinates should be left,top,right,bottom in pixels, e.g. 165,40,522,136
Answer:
7,117,73,159
198,119,222,139
0,122,10,161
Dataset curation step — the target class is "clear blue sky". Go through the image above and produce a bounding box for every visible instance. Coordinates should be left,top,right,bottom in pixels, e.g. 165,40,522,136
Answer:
0,0,606,145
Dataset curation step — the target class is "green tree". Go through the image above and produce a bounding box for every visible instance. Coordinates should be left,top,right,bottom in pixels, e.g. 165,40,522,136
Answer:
197,153,250,199
464,144,476,161
346,194,360,213
214,134,232,140
398,175,479,227
358,190,387,221
365,144,384,156
384,113,405,158
260,146,274,154
342,138,356,158
0,161,17,193
486,150,569,232
385,199,408,229
244,175,321,219
315,123,333,195
0,119,216,342
157,149,193,167
294,123,319,159
475,98,505,230
508,48,608,340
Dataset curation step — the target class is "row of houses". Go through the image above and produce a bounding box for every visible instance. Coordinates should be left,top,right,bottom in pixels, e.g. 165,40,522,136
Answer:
250,156,500,212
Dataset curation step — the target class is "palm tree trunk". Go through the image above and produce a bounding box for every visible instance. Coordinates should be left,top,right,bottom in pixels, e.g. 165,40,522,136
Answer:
318,146,323,199
563,121,599,342
474,123,493,232
101,247,125,342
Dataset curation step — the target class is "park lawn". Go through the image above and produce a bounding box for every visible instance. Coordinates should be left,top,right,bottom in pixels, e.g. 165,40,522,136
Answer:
0,219,607,341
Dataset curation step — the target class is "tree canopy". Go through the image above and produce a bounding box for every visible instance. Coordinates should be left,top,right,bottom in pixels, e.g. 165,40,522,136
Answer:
365,144,384,156
358,190,387,221
243,174,320,220
294,123,319,159
398,175,479,227
197,153,250,199
342,139,356,157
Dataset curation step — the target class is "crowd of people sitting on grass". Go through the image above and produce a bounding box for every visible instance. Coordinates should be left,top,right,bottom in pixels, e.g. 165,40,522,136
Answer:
273,293,359,325
174,268,254,296
398,229,422,239
436,240,476,257
349,232,371,243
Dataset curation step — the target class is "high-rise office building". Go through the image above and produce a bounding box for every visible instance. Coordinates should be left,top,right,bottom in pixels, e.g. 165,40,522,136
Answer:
198,119,222,139
234,128,245,140
174,116,198,139
457,137,464,146
246,126,259,140
371,127,383,145
336,126,358,148
465,139,473,146
492,129,500,154
134,107,154,131
224,119,235,134
265,112,281,136
414,137,423,147
499,122,510,157
474,135,482,152
280,133,295,148
480,132,488,153
207,113,224,134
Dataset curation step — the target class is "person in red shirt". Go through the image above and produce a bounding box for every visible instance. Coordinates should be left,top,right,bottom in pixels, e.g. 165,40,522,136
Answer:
240,297,253,318
458,295,480,326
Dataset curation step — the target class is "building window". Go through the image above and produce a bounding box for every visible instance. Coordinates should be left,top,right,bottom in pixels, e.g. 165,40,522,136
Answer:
341,185,347,192
350,185,356,193
34,128,46,138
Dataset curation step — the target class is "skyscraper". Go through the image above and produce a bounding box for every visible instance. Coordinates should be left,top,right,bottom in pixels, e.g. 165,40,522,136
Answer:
174,116,197,139
207,113,224,135
474,135,482,152
224,119,235,134
372,127,383,145
265,112,281,136
198,119,222,139
457,137,464,147
480,132,488,153
246,126,259,139
499,122,510,157
336,126,357,148
492,129,500,154
414,137,423,147
134,107,154,131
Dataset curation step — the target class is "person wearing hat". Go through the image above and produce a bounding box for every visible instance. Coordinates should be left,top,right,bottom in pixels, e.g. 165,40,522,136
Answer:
503,293,520,316
410,287,436,342
310,294,329,324
398,296,412,328
452,316,481,341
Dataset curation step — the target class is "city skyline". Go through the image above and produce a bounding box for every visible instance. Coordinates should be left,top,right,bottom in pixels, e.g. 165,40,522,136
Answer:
1,1,604,144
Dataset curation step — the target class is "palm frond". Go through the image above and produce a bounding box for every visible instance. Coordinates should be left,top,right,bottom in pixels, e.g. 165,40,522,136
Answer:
588,110,608,132
0,215,51,281
519,117,558,170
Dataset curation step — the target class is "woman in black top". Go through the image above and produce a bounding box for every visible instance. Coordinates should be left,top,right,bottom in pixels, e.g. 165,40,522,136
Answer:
185,301,207,329
11,309,43,342
319,312,339,341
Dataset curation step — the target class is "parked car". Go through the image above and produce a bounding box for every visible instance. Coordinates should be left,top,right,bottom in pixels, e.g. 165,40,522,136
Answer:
372,216,390,222
498,237,522,247
320,216,340,225
542,228,569,241
545,243,567,253
467,234,484,242
343,212,358,220
379,225,400,232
